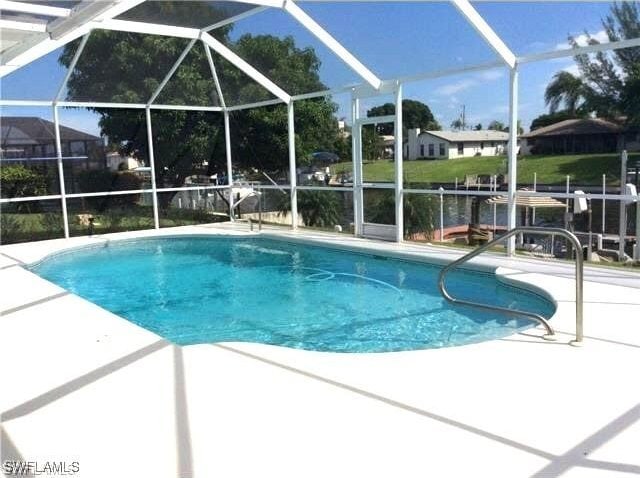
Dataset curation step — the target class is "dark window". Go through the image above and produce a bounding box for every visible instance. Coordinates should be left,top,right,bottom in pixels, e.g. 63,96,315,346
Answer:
428,143,434,156
491,141,495,147
439,143,445,156
457,142,464,154
480,142,485,150
420,144,424,156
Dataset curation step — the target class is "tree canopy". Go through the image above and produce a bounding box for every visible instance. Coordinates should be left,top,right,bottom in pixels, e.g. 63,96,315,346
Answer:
59,8,340,198
529,110,586,131
367,99,440,135
544,2,640,125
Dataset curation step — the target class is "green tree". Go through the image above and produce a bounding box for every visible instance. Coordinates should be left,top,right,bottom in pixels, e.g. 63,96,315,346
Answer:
333,134,352,164
487,120,506,131
60,8,340,203
544,71,589,114
450,118,465,131
544,2,640,123
530,110,586,131
361,125,384,161
503,120,524,135
486,119,522,134
367,99,440,135
473,123,482,131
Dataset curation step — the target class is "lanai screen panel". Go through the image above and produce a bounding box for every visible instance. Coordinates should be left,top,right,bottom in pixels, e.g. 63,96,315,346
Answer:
208,6,364,96
63,31,193,103
0,40,81,100
115,1,260,29
299,1,501,80
474,2,618,58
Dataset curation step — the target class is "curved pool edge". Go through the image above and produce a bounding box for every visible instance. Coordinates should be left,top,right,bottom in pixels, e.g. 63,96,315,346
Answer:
1,227,572,353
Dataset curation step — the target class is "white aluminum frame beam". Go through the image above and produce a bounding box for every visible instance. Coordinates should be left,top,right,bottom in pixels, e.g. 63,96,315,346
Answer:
394,83,403,242
0,19,47,33
47,0,145,39
287,102,298,229
203,42,226,109
224,111,234,220
52,105,69,238
86,19,291,104
201,32,291,103
517,37,640,64
0,0,144,77
147,38,197,105
506,67,518,256
55,31,91,101
352,95,363,236
145,107,160,229
202,6,269,32
450,0,516,68
0,0,71,17
96,18,198,39
283,0,382,89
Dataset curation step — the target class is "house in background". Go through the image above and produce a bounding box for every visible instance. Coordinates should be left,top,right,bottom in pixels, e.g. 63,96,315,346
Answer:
520,118,640,155
404,129,509,160
1,116,104,163
1,116,109,195
106,151,144,171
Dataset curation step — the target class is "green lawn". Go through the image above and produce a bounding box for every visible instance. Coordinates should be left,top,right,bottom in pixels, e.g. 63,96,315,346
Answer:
332,153,636,185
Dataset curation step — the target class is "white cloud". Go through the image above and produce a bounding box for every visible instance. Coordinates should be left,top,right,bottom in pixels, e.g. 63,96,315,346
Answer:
562,63,581,76
477,69,504,81
434,69,505,97
555,29,609,51
491,105,510,115
434,79,476,96
527,41,548,51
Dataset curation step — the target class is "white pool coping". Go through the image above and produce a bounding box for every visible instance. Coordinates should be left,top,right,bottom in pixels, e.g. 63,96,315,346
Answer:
1,224,639,478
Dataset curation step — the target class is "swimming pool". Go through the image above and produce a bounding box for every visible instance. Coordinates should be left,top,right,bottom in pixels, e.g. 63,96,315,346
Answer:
30,236,555,352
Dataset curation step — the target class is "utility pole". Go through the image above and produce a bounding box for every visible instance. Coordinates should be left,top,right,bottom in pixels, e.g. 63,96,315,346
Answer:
461,104,466,130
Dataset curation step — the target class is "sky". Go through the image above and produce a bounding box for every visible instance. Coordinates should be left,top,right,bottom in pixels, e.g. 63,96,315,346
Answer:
0,1,617,136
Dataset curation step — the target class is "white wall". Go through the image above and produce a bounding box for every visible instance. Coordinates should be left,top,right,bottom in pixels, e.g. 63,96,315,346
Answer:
406,131,449,160
405,129,507,160
447,141,506,159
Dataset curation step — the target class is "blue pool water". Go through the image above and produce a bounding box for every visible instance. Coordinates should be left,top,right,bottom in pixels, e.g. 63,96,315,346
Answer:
30,236,555,352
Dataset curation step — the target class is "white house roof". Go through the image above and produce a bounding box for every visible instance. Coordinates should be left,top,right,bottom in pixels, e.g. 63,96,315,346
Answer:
421,130,509,142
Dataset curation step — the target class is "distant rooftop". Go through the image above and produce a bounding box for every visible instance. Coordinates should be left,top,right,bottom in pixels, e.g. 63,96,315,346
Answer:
421,129,509,142
0,116,100,146
521,118,624,139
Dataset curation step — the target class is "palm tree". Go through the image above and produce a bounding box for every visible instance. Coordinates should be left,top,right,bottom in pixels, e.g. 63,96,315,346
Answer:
544,71,589,114
277,187,341,228
450,118,464,131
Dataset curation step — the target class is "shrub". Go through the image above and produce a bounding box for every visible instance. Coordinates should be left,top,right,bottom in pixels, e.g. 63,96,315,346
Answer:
0,164,47,198
77,170,143,211
277,185,341,228
368,193,435,239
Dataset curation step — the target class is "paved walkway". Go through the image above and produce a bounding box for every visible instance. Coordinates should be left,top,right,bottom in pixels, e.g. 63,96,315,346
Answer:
1,225,639,477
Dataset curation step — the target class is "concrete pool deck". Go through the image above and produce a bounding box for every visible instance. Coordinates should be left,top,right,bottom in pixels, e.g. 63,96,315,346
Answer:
1,224,639,478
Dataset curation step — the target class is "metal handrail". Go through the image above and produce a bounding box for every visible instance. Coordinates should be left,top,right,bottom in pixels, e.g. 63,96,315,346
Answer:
438,226,584,345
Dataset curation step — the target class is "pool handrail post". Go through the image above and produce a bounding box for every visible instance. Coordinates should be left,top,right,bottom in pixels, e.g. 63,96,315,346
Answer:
438,226,584,345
